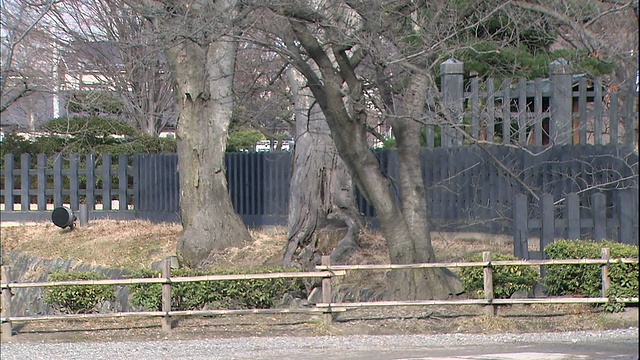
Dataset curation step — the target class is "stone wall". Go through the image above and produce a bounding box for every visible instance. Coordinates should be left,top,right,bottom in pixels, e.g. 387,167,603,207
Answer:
1,250,133,316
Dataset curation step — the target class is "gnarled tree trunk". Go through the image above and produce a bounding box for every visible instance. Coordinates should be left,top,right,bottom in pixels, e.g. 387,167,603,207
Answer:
283,68,361,271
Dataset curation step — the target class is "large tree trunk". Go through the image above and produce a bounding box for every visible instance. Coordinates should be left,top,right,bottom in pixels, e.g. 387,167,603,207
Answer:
283,68,361,271
386,72,463,300
287,20,462,300
158,0,251,268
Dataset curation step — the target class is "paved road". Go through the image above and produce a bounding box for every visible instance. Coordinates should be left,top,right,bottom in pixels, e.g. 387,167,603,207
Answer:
2,328,638,360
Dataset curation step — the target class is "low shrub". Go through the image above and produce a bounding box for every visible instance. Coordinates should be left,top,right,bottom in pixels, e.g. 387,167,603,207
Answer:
127,267,306,311
544,239,638,312
43,271,115,314
457,253,540,299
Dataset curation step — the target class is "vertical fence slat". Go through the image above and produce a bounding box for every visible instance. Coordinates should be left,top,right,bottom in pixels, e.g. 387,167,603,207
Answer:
53,155,63,208
619,189,635,245
566,193,580,240
541,194,555,255
470,76,479,139
578,77,587,144
486,78,495,142
518,77,527,145
534,78,543,146
609,92,618,144
37,154,46,211
20,153,30,211
513,193,528,259
69,154,79,211
86,154,95,211
102,154,112,211
132,154,140,211
118,154,128,211
592,192,607,241
4,154,15,211
624,80,635,147
594,77,603,145
501,78,511,144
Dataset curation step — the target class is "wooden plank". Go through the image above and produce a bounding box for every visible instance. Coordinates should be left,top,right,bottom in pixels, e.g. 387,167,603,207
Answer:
53,155,63,208
447,149,456,220
624,80,635,147
478,149,489,219
470,77,479,139
486,78,495,142
36,154,46,211
541,194,555,255
501,78,511,144
566,193,580,240
513,193,528,258
518,77,527,145
594,77,603,145
118,155,128,211
534,78,543,146
3,154,15,211
578,77,587,144
20,153,30,211
592,192,607,241
69,154,79,211
132,154,140,211
425,125,434,148
609,92,618,144
102,154,112,210
86,154,95,211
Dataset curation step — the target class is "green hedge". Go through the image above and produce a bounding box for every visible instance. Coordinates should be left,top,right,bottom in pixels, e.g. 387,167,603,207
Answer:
457,253,540,299
127,267,306,311
43,271,115,314
544,239,638,312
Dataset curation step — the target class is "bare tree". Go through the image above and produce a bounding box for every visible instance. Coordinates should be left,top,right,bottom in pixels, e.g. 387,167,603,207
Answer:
1,0,58,122
47,0,176,136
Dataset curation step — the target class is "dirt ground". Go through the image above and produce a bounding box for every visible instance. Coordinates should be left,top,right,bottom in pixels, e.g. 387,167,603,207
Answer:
4,304,638,343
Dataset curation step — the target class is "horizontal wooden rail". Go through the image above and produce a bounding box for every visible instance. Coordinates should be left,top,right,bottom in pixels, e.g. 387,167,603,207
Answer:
315,257,639,271
1,307,349,323
0,270,346,290
315,297,640,309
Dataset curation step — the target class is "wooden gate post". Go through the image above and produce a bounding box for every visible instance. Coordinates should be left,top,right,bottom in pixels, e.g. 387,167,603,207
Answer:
1,266,13,340
321,256,333,325
161,259,172,332
601,248,611,298
483,252,496,317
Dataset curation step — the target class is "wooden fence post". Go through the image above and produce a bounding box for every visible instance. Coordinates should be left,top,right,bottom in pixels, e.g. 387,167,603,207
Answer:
321,255,333,325
483,252,496,317
161,259,172,332
78,203,88,227
440,58,464,147
548,58,573,145
1,266,13,340
601,248,611,298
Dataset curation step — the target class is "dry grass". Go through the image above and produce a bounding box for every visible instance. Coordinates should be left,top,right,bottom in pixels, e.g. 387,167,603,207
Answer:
1,220,180,269
1,221,515,270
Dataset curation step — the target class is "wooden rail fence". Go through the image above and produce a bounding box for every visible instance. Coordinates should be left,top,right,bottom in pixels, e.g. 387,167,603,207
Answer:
1,250,638,340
